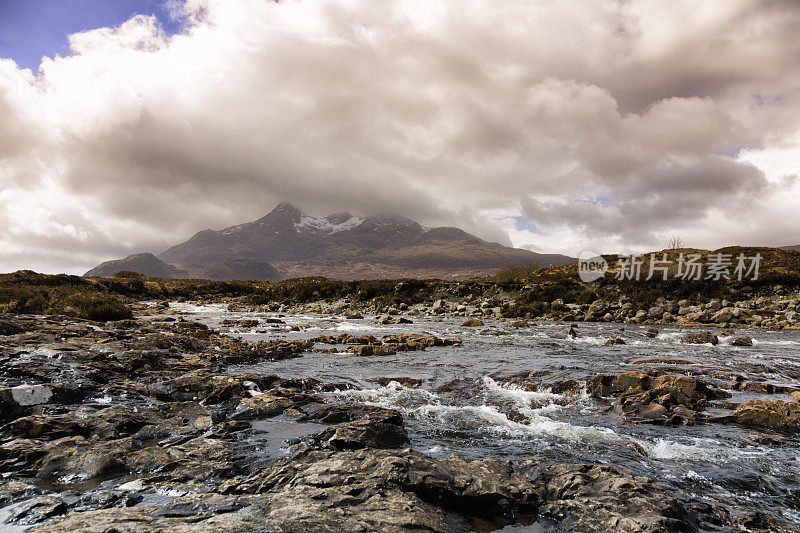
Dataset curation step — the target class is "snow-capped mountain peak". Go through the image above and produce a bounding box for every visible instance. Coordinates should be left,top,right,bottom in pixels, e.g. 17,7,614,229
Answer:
294,213,364,234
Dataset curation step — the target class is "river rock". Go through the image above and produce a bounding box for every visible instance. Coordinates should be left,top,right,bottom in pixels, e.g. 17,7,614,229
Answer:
682,331,719,345
729,336,753,346
733,399,800,433
221,447,541,531
527,462,713,532
587,372,728,425
314,419,409,450
347,344,397,356
638,328,658,338
27,494,263,532
220,319,260,327
382,333,461,349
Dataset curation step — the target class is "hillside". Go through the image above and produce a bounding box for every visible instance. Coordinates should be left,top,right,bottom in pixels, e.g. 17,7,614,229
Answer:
84,253,188,279
85,203,575,280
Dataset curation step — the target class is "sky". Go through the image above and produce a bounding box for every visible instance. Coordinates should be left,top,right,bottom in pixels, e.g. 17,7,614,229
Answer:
0,0,799,274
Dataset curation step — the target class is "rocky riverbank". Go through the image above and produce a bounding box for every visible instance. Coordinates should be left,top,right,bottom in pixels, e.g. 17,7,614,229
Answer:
228,284,800,330
2,308,800,531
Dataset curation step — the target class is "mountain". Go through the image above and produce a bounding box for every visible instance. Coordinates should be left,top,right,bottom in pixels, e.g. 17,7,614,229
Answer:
84,253,188,278
85,203,575,280
780,245,800,251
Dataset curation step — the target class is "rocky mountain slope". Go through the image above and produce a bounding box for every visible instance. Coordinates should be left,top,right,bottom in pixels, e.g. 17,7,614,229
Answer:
86,203,574,280
84,253,188,279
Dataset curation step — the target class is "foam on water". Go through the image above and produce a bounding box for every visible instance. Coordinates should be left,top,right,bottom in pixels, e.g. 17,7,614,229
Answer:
566,335,607,346
480,376,567,405
641,437,768,464
333,381,622,444
330,381,440,409
168,302,228,314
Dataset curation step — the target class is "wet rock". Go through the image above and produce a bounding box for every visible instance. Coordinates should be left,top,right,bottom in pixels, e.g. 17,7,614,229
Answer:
0,319,25,336
219,338,313,363
347,344,397,356
526,462,712,532
0,384,51,412
462,318,484,327
378,377,422,388
345,313,364,319
172,320,215,339
733,399,800,433
35,437,131,482
587,372,728,425
729,336,753,346
380,315,413,325
0,479,44,506
128,332,206,353
508,319,529,328
298,403,403,426
739,510,800,532
604,337,626,346
630,359,693,366
2,406,148,441
234,388,320,420
220,319,260,327
0,383,87,423
312,333,378,345
5,496,67,524
730,381,797,394
222,448,541,531
566,324,578,338
638,328,659,338
315,420,410,450
167,372,252,404
149,316,176,322
382,333,461,349
682,331,718,345
28,494,262,532
127,435,236,483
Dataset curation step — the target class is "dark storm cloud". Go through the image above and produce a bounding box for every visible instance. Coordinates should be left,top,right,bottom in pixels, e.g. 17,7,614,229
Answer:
0,0,799,273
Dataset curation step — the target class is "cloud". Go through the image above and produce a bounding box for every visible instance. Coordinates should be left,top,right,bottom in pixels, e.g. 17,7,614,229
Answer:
1,0,799,273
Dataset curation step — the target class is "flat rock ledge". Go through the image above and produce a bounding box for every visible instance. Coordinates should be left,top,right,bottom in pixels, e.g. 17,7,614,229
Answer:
27,443,713,533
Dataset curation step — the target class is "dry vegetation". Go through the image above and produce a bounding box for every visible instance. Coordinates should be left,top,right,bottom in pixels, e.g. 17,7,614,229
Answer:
2,246,799,322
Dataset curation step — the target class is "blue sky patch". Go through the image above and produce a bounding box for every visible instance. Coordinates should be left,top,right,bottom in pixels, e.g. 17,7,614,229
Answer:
0,0,185,70
513,216,546,235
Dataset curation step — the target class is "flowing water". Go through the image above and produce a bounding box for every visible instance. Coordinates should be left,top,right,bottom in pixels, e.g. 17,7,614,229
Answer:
173,303,800,527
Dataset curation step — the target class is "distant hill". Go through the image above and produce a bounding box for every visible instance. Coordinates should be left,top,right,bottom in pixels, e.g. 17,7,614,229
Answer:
85,203,575,280
84,253,188,279
780,245,800,251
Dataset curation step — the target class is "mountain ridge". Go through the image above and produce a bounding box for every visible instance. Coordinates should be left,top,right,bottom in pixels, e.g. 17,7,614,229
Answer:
86,203,575,280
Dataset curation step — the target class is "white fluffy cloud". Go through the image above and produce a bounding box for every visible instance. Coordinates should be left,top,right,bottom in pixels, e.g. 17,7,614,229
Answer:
1,0,799,273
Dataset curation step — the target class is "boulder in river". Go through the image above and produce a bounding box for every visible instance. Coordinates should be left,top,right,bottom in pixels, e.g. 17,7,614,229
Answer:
733,399,800,433
638,328,659,338
347,344,397,356
587,372,728,425
314,419,410,450
682,331,719,345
